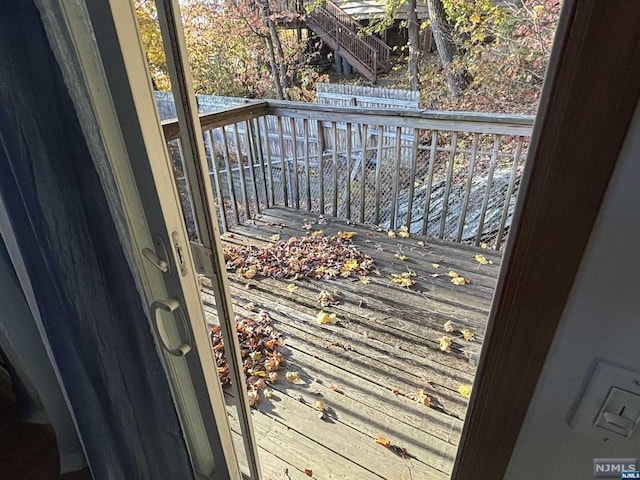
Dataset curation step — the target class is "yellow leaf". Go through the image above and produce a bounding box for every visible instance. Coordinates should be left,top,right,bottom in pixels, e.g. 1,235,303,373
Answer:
311,229,324,237
314,401,326,412
342,259,359,272
448,270,459,278
338,231,356,239
438,336,453,352
480,242,488,249
461,328,475,341
398,226,410,238
451,276,469,286
359,276,371,284
475,254,489,265
264,389,274,399
249,351,262,363
287,283,299,293
317,310,338,324
418,241,425,247
391,271,416,288
387,230,396,238
470,13,481,24
269,233,280,241
444,320,454,333
394,253,408,261
376,436,391,447
238,266,257,279
458,385,472,398
285,371,301,383
432,263,440,269
416,389,431,407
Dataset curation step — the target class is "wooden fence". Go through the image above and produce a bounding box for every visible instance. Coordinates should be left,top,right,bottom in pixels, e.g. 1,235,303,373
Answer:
162,101,534,249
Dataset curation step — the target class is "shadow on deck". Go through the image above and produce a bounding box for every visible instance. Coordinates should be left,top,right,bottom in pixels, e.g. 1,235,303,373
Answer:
201,206,501,480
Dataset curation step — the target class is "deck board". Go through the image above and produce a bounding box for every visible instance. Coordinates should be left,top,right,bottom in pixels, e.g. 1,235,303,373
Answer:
202,206,501,479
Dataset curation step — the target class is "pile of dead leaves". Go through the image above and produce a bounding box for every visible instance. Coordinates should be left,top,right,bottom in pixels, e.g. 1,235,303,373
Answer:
211,310,284,405
223,233,378,280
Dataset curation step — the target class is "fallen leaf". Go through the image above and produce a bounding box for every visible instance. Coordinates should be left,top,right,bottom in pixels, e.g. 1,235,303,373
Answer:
398,226,410,238
451,276,469,286
418,241,425,247
317,310,338,324
438,336,453,352
376,436,391,447
294,394,305,403
416,389,432,407
391,271,416,288
287,283,299,293
359,275,371,284
480,242,488,249
394,253,408,261
448,270,459,278
461,328,475,341
392,388,400,395
387,230,396,238
311,229,324,237
429,273,439,278
444,320,454,333
286,371,301,383
304,469,313,477
329,385,343,394
268,372,278,383
269,233,280,242
475,254,489,265
338,231,357,239
317,290,335,307
248,389,259,407
314,401,326,412
264,389,274,399
432,263,440,268
458,385,473,398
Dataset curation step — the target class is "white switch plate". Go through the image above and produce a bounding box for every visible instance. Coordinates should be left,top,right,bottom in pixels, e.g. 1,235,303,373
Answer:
569,361,640,444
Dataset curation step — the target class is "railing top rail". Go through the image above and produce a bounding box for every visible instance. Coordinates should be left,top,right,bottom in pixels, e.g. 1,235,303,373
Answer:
162,101,268,141
161,99,535,141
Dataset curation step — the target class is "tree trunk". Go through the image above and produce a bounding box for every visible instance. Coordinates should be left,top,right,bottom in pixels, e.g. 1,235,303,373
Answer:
258,0,285,99
406,0,420,91
427,0,470,98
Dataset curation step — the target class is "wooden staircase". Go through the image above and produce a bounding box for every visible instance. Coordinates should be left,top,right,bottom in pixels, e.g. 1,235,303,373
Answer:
306,1,391,82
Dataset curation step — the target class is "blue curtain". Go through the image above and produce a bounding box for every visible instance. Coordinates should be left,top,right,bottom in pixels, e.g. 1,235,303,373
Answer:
0,2,193,478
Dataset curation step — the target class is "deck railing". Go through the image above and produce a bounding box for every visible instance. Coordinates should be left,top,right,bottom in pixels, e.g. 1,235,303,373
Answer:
162,101,534,250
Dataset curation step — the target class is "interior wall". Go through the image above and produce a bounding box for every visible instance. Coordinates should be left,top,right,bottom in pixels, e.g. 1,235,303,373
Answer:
505,100,640,478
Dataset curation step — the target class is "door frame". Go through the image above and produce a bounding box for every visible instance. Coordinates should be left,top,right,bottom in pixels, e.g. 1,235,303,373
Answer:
453,1,640,478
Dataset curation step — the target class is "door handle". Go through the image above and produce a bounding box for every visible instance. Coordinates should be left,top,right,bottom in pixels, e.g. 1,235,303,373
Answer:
150,298,192,356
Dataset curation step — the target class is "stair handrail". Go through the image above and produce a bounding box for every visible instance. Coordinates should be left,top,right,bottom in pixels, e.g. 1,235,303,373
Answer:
318,0,391,70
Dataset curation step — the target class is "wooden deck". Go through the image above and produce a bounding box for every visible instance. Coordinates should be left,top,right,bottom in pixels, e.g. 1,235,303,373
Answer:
200,206,501,480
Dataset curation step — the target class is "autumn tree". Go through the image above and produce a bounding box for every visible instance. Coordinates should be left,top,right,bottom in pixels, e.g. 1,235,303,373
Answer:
134,0,325,100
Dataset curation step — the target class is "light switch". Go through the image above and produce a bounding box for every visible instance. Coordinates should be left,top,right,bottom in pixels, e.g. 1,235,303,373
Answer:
594,387,640,437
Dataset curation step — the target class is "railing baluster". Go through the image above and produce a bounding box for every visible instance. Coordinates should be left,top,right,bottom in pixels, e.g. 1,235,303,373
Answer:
221,126,239,225
345,122,352,220
233,123,251,220
406,128,418,231
456,133,479,242
204,130,228,232
289,117,300,209
245,120,261,216
304,118,311,211
317,120,325,214
374,125,383,225
359,124,366,223
421,130,438,236
495,136,524,249
476,135,501,246
390,126,402,230
277,116,288,207
439,132,458,239
252,117,269,209
261,116,275,206
331,121,338,217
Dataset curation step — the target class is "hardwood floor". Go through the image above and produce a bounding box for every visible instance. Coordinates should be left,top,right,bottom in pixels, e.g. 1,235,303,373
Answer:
202,206,501,480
